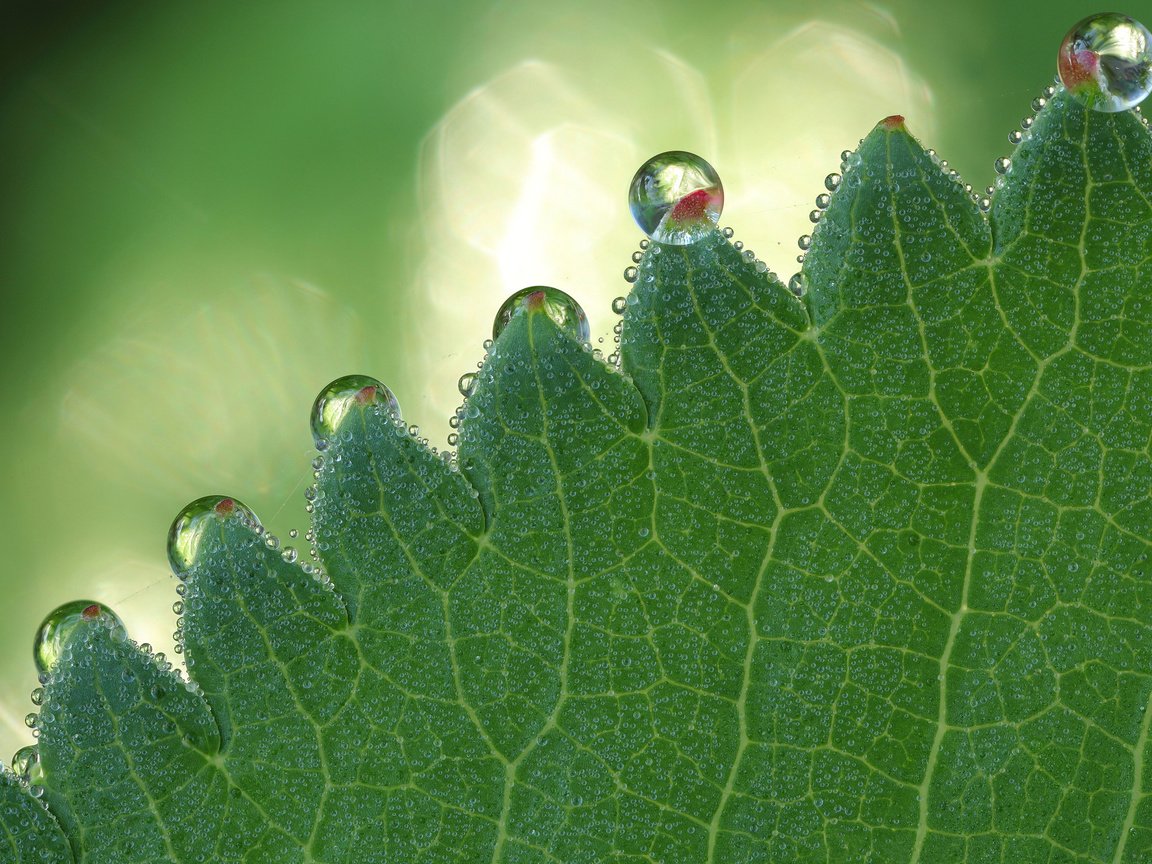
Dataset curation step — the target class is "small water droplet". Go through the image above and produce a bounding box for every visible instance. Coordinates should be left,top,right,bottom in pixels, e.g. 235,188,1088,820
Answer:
994,156,1012,174
310,376,399,448
733,240,744,251
281,546,298,564
630,251,644,264
23,713,37,729
978,197,992,212
809,210,823,223
167,495,261,578
492,286,590,342
458,372,477,397
638,238,650,250
824,172,842,191
797,234,813,250
628,151,723,245
611,296,627,315
29,688,43,706
1031,96,1047,111
721,226,734,238
1008,130,1023,144
1058,13,1152,111
1021,116,1034,128
788,273,805,295
623,266,639,283
814,193,831,209
34,601,125,674
447,432,459,447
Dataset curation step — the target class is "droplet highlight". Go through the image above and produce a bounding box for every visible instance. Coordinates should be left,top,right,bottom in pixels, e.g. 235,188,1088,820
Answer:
34,600,125,675
1058,13,1152,111
628,151,723,245
167,495,261,579
492,286,590,342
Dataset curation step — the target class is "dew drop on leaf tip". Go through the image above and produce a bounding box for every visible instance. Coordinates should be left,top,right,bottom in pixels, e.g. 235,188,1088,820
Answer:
310,375,400,450
33,600,125,674
628,150,723,245
167,495,261,578
492,286,589,343
1058,13,1152,111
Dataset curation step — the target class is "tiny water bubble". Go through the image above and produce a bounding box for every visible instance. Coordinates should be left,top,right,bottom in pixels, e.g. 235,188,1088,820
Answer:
994,156,1012,174
628,151,723,245
29,688,43,706
630,250,644,264
824,172,842,191
447,432,459,447
809,210,823,223
798,234,813,250
1008,130,1023,144
458,372,477,397
1021,116,1034,129
978,197,992,212
721,226,734,238
788,273,805,295
814,193,831,209
1032,96,1047,111
611,296,627,315
281,547,298,564
733,240,743,251
1058,13,1152,111
34,601,125,674
492,286,590,342
623,266,639,283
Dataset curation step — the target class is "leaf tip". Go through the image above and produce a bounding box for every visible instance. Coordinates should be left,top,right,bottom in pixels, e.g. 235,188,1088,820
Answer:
878,114,906,131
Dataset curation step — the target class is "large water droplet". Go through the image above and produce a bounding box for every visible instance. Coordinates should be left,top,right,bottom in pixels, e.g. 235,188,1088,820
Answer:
628,151,723,245
10,745,40,784
167,495,261,578
1058,13,1152,111
34,601,125,674
310,375,399,448
492,287,590,342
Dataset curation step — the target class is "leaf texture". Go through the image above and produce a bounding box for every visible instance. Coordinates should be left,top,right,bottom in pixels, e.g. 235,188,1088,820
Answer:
9,88,1152,863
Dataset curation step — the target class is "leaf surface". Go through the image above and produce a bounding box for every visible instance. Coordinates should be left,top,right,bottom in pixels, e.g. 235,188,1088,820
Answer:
9,89,1152,863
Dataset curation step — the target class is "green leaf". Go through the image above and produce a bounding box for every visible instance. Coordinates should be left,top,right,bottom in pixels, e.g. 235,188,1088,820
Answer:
9,88,1152,863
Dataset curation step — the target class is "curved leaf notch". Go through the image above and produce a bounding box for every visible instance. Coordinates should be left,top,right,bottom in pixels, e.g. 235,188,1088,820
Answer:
5,88,1152,864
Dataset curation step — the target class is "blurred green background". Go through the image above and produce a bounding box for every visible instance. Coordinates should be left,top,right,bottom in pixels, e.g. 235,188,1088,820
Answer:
0,0,1104,759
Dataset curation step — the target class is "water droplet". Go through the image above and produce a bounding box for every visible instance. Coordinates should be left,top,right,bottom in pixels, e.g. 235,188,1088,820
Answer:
797,234,813,250
447,432,459,447
630,251,644,264
733,240,743,251
493,286,590,342
814,193,831,209
623,266,638,283
1031,96,1047,111
10,745,38,783
1058,13,1152,111
1008,130,1023,144
809,210,823,223
978,197,992,212
994,156,1012,174
281,546,298,564
788,273,805,295
721,226,734,238
23,713,37,729
638,238,650,250
457,372,477,398
628,151,723,245
33,601,125,675
1021,116,1034,128
167,495,261,578
317,377,399,450
840,149,853,164
29,687,43,706
611,296,627,315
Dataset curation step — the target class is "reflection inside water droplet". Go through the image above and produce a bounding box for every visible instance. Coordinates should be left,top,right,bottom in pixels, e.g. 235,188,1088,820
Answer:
167,495,261,578
628,151,723,245
492,286,590,342
309,375,400,449
1058,13,1152,111
34,600,125,674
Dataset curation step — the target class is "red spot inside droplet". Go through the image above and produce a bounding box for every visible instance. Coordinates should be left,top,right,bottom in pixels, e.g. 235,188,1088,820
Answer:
214,498,235,516
879,115,906,131
81,604,102,620
355,385,378,404
669,188,714,223
1058,45,1098,90
524,290,548,312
